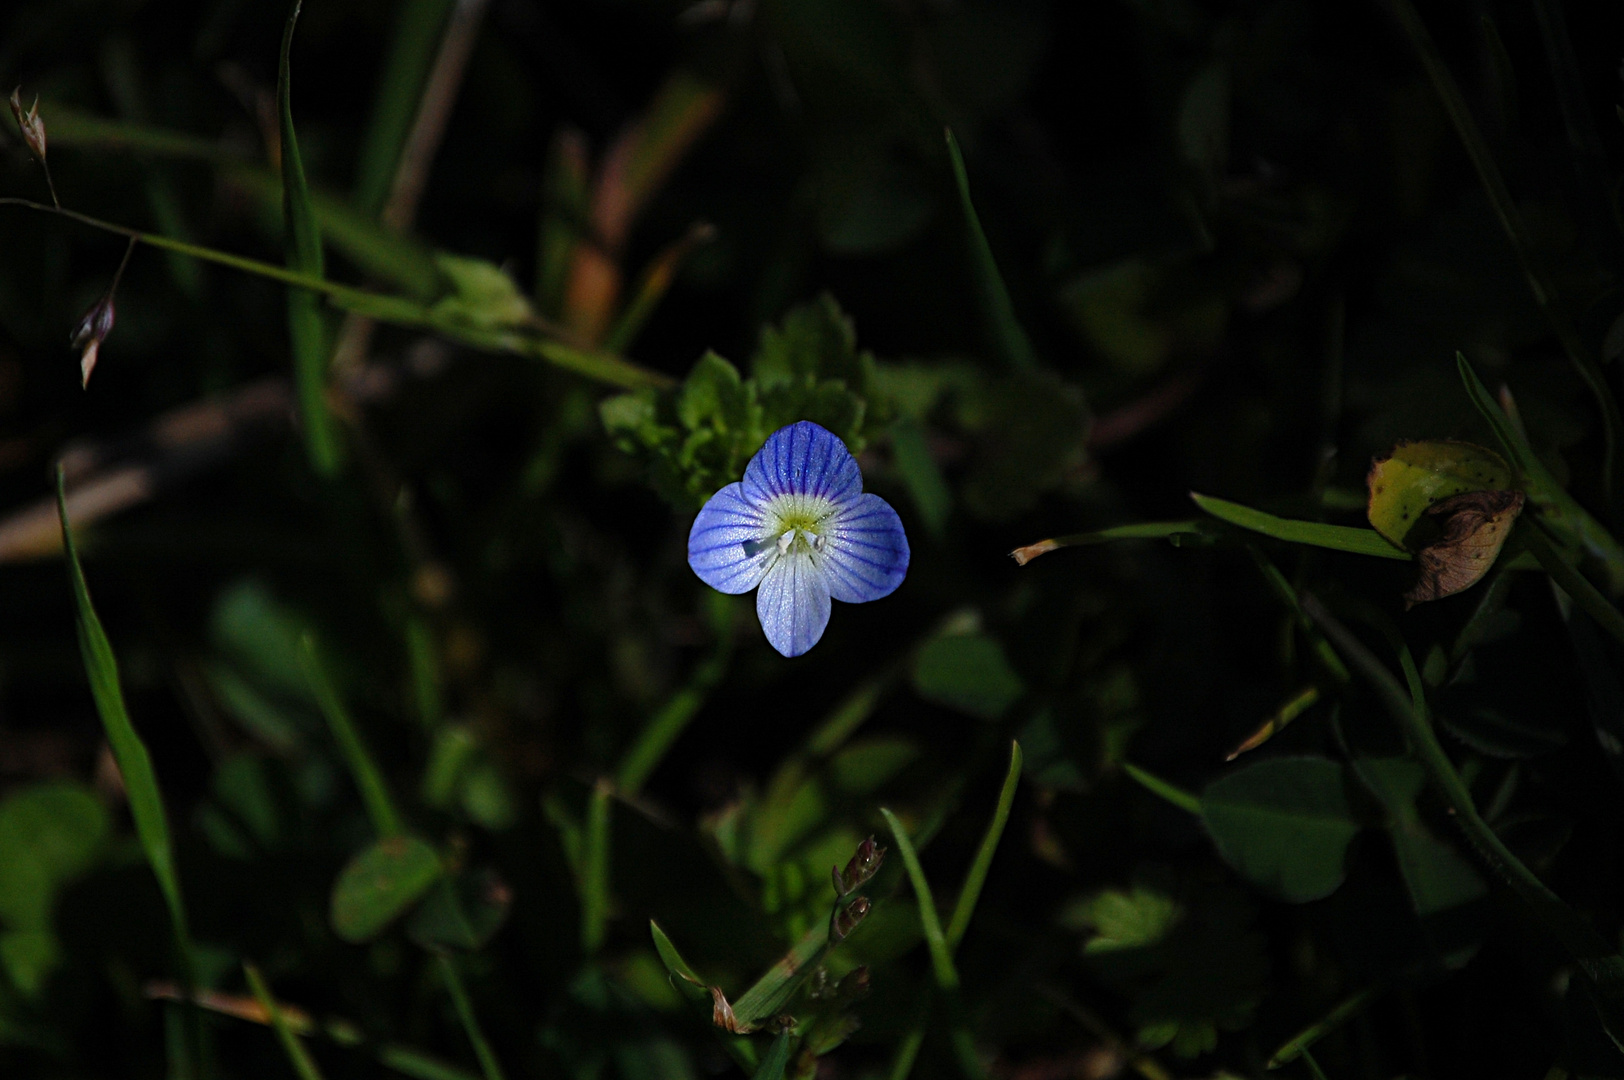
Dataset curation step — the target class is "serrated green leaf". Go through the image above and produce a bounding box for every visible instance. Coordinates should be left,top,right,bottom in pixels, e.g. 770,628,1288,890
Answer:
429,254,536,331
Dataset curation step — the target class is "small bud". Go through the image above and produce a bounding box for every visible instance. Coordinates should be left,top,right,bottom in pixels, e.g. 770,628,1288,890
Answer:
835,965,870,1002
833,836,886,898
9,87,46,163
71,295,116,388
830,896,870,943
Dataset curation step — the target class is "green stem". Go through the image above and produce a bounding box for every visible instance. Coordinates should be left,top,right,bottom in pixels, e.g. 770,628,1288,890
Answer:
300,633,403,837
1121,762,1200,816
244,963,327,1080
579,779,613,955
435,955,507,1080
0,197,674,391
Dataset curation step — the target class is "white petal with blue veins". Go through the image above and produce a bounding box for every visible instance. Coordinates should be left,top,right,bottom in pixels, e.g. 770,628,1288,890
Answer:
756,547,832,657
820,493,910,603
687,482,775,594
744,420,861,504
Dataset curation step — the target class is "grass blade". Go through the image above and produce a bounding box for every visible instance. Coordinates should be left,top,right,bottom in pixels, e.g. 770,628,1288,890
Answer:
1010,521,1209,565
944,128,1037,372
1387,0,1623,495
436,955,508,1080
880,807,985,1079
300,633,402,837
1456,353,1624,593
1268,986,1376,1068
944,742,1021,951
353,0,456,218
603,223,714,355
616,592,734,795
1519,522,1624,647
1190,493,1410,560
749,1030,794,1080
56,467,198,1077
244,962,327,1080
729,923,829,1027
880,808,956,991
579,779,613,955
1121,762,1200,816
279,0,342,477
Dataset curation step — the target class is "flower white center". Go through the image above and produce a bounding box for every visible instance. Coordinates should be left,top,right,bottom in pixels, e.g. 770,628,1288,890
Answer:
760,493,838,563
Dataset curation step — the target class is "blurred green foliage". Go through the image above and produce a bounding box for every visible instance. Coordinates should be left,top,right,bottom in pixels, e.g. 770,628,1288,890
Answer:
1,0,1624,1078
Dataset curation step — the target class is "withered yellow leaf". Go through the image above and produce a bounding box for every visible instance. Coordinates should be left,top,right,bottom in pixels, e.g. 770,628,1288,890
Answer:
1367,440,1514,549
1404,489,1525,606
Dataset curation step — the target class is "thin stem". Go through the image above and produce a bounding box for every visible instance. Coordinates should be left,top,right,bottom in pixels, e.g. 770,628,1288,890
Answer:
244,963,327,1080
435,955,507,1080
300,633,403,837
579,779,613,954
1121,762,1200,816
0,197,675,391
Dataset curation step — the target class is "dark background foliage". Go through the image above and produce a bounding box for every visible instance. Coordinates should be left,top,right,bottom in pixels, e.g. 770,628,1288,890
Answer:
2,0,1623,1077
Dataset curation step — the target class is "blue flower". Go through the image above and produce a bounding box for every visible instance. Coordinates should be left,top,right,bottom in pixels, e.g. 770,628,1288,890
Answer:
688,421,910,657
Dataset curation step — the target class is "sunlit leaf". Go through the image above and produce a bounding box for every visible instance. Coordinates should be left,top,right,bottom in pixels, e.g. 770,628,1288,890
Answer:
1365,439,1513,549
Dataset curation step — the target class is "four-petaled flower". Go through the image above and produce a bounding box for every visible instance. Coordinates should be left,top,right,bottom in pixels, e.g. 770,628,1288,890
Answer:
688,421,909,657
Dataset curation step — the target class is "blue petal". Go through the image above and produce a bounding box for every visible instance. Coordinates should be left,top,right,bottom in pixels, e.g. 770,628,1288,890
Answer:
744,421,861,503
756,549,832,657
688,482,774,594
820,493,910,603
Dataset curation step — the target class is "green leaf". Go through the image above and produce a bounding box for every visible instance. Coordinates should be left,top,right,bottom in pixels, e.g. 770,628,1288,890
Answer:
649,921,711,1005
749,1030,794,1080
1190,493,1410,560
1068,885,1182,953
428,254,537,331
0,782,109,932
678,351,760,435
54,470,191,947
943,128,1037,371
330,835,443,943
352,0,456,218
1353,757,1486,918
911,633,1024,720
1200,756,1361,902
279,0,342,477
889,417,950,539
752,294,870,390
1456,357,1624,594
407,868,512,952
